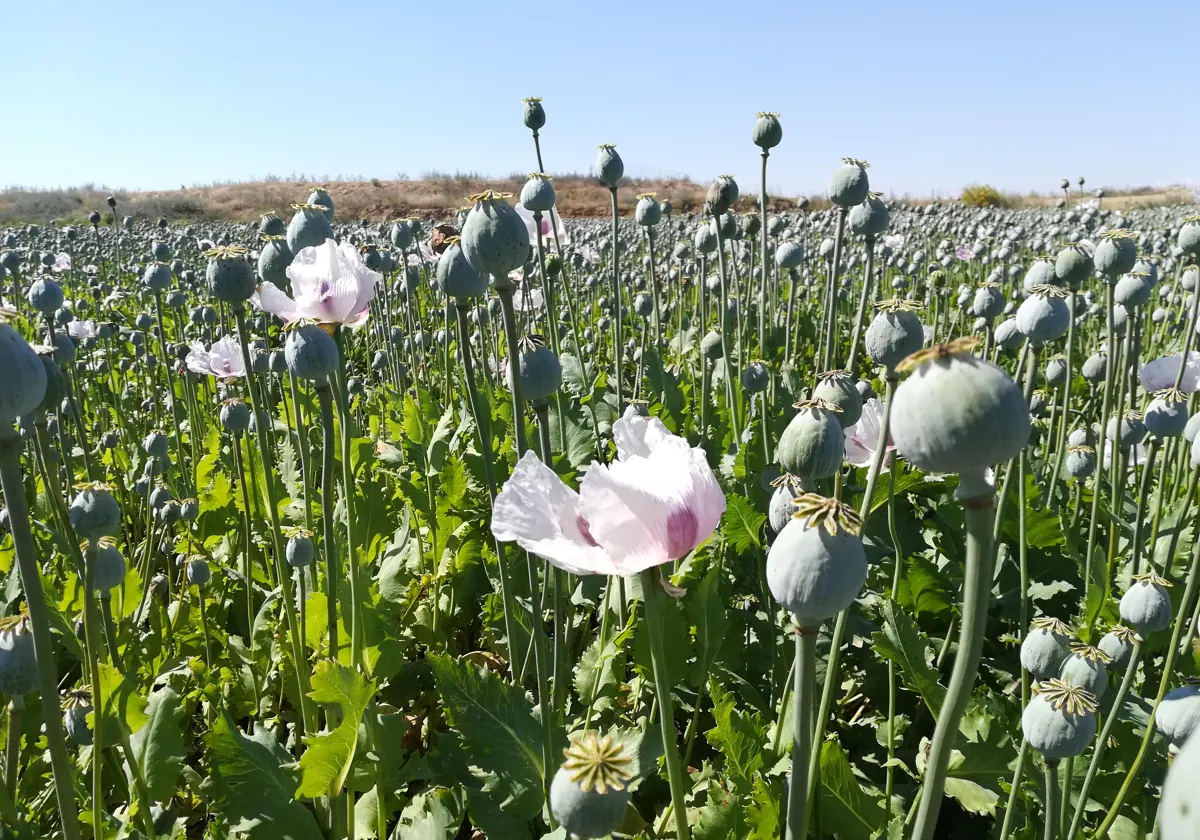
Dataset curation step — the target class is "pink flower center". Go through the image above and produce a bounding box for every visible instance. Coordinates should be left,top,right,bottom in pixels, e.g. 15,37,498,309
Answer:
667,507,699,559
576,514,599,547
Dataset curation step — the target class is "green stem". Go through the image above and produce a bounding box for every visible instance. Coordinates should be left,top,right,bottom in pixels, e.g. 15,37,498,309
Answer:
1044,760,1060,840
785,628,815,840
316,381,340,660
910,478,996,840
640,569,692,840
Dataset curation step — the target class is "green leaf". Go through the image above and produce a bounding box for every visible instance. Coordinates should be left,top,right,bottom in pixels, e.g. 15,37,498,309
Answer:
426,408,456,473
746,776,782,839
296,661,376,799
549,398,599,468
375,514,414,605
93,661,148,738
723,495,765,554
201,716,323,840
819,740,886,840
693,780,745,840
871,601,946,716
128,686,186,803
705,680,766,791
898,555,952,617
393,787,464,840
428,653,545,818
689,566,730,687
575,617,632,717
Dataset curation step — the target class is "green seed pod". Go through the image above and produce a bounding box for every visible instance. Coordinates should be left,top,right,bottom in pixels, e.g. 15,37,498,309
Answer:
27,277,64,314
813,370,862,428
91,543,126,591
742,361,770,393
1178,218,1200,256
1157,685,1200,749
1020,617,1072,681
1021,679,1098,759
1093,230,1137,278
286,531,315,568
706,175,739,217
1105,411,1146,448
549,732,633,840
768,474,803,533
1055,244,1094,288
63,690,93,746
972,283,1006,319
777,399,845,480
69,483,121,542
776,241,804,268
594,144,624,189
1097,625,1137,669
848,193,889,239
1064,445,1095,480
1146,389,1189,439
0,321,47,424
891,339,1030,483
1162,728,1200,834
390,218,415,250
509,336,561,403
220,399,251,435
634,193,661,227
142,262,173,292
461,191,531,278
257,237,293,290
307,187,334,221
522,97,546,131
1016,285,1070,345
285,323,340,382
700,330,724,360
994,318,1024,351
437,240,487,299
286,204,335,254
1022,259,1060,293
1081,352,1107,383
694,222,718,255
0,615,37,697
259,212,286,237
186,557,211,587
1119,572,1172,633
520,173,556,213
766,495,866,622
205,245,255,303
1114,270,1156,308
1058,644,1111,700
752,111,782,150
865,299,924,374
828,158,870,208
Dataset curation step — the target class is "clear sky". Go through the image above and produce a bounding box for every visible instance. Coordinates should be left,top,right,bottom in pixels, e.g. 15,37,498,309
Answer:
5,0,1197,199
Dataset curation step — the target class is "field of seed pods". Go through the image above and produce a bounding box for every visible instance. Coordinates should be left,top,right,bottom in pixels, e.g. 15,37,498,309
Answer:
1,104,1200,840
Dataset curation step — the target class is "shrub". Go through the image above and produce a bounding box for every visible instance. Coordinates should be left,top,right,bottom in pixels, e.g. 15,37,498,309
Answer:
961,184,1010,208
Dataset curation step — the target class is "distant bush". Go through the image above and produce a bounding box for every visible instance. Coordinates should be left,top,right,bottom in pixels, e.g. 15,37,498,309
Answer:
961,184,1010,208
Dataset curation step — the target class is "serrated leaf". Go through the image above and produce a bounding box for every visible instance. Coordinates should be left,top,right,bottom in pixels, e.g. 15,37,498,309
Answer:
723,495,765,554
375,514,414,605
746,776,781,839
705,680,766,791
693,780,744,840
427,408,456,473
428,653,545,818
898,555,951,617
871,601,946,716
128,686,186,803
296,661,376,799
819,740,886,840
93,661,148,737
202,716,323,840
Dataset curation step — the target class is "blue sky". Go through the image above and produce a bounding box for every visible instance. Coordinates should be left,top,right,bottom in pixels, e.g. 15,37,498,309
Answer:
5,0,1197,198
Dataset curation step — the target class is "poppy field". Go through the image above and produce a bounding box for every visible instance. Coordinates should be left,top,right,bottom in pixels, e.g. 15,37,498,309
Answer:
2,104,1200,840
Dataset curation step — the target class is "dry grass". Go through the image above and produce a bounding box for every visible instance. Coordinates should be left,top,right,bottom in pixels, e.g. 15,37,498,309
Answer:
0,176,715,225
1,177,1191,225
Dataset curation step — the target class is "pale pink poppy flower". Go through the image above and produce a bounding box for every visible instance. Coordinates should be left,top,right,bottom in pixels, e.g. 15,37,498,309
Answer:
186,336,246,378
843,398,894,469
515,203,571,247
1101,440,1147,470
256,240,379,329
1139,353,1200,394
883,234,905,250
491,409,725,576
956,245,975,261
513,287,545,313
67,320,99,340
52,253,72,273
923,325,935,345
